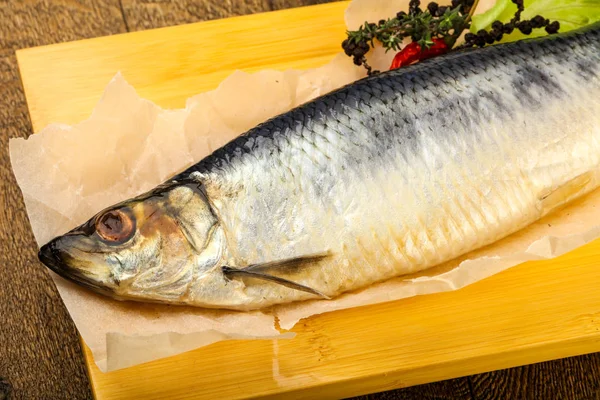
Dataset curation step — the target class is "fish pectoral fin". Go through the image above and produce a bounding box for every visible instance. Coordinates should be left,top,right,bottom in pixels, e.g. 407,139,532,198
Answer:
222,266,331,299
539,170,597,215
244,251,332,273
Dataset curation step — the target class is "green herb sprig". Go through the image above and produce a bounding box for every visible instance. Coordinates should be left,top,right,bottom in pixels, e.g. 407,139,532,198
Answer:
342,0,560,75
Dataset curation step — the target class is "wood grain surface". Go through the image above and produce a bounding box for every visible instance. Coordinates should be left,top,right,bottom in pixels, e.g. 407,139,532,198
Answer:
0,2,125,399
121,0,333,31
471,353,600,399
2,0,600,399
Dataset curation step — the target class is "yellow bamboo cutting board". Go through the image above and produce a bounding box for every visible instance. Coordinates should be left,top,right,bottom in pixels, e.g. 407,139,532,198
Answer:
15,1,600,399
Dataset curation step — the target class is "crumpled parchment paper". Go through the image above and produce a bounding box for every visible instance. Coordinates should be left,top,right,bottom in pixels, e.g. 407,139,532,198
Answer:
9,0,599,372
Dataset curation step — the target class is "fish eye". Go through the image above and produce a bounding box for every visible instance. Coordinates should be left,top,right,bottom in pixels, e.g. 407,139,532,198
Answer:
95,208,135,244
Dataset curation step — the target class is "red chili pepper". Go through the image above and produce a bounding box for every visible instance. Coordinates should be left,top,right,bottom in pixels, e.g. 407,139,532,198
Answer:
390,41,421,70
390,38,449,70
420,38,449,60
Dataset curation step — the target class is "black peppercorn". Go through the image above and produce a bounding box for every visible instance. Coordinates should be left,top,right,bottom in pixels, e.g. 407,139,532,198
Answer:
492,21,504,32
503,23,514,34
546,21,560,34
517,21,532,35
474,35,486,47
409,0,422,16
491,29,503,41
531,15,546,28
427,2,439,15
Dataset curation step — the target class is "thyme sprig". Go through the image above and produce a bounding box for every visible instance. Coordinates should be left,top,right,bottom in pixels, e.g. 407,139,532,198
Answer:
342,0,561,75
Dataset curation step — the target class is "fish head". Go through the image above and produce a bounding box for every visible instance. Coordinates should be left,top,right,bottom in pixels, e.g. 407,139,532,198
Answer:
37,181,225,303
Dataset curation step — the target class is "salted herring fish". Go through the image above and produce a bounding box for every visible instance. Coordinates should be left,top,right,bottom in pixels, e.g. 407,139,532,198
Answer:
38,22,600,310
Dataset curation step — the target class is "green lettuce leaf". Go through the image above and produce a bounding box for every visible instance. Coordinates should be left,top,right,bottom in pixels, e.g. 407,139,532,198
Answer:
471,0,600,43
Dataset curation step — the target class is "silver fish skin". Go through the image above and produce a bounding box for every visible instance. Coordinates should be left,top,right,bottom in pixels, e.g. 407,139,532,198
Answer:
40,22,600,310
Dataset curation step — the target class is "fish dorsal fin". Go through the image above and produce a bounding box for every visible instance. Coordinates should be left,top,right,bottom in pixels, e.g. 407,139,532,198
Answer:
222,252,332,299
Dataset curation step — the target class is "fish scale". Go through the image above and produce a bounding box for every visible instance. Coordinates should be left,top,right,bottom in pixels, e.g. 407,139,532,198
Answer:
39,22,600,310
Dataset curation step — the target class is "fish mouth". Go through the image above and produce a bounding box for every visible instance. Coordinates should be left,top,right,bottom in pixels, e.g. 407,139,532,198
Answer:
38,239,115,296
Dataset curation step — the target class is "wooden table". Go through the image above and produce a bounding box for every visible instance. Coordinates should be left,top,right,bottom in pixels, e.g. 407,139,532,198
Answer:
2,1,600,399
